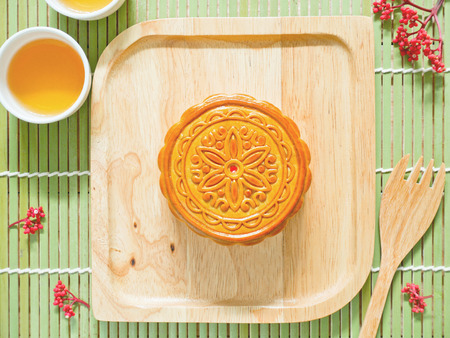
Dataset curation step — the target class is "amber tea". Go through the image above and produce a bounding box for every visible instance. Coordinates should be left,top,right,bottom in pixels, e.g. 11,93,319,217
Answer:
7,38,85,116
59,0,113,12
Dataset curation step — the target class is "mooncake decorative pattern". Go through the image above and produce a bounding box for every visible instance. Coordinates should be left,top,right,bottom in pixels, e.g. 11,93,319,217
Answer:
158,94,311,245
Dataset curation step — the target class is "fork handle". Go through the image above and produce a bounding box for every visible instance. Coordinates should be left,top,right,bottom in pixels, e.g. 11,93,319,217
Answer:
359,264,397,338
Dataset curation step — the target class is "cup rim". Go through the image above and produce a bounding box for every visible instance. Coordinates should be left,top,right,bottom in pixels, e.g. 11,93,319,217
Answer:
0,27,91,124
45,0,126,20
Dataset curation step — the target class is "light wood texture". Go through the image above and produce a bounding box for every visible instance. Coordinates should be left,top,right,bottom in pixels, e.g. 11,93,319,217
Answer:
359,155,446,338
91,17,375,323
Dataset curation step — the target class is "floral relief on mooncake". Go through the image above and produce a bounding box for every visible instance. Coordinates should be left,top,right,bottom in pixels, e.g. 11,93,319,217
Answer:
191,124,279,213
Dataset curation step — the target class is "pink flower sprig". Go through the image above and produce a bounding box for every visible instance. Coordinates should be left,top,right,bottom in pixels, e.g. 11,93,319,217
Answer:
53,280,90,319
401,282,433,313
373,0,446,73
8,206,45,234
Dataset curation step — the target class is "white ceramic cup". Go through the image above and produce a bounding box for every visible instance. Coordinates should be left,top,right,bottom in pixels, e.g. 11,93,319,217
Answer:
45,0,126,21
0,27,91,124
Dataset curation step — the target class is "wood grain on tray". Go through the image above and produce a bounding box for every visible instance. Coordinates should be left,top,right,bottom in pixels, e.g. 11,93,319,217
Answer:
91,17,375,323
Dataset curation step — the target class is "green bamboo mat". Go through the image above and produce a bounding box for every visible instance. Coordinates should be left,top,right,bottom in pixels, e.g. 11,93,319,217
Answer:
0,0,449,336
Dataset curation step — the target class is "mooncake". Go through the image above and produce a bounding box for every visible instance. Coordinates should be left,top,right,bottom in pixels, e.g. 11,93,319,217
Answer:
158,94,311,245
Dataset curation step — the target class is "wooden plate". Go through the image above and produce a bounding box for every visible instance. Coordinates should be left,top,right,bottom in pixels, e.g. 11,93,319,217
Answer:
91,17,375,323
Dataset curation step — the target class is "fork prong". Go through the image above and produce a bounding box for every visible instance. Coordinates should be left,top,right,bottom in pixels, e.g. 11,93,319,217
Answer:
432,163,446,192
420,159,434,187
388,154,411,184
407,156,424,183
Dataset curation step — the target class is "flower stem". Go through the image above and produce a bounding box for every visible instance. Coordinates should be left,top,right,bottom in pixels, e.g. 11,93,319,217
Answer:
66,290,90,308
66,290,77,298
434,15,443,44
432,0,445,15
8,218,27,228
75,298,90,309
392,3,406,9
422,13,433,27
404,0,432,12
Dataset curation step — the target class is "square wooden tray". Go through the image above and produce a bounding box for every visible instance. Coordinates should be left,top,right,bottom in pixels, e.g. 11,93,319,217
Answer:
91,17,375,323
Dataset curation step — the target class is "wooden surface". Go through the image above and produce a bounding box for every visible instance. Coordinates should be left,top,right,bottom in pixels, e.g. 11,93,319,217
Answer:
91,17,375,323
360,155,446,337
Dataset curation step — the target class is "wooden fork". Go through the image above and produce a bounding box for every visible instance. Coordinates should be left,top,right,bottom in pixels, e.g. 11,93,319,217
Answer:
359,154,446,338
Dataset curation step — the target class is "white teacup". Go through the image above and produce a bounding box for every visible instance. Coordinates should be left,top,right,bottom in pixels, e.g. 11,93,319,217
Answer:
0,27,91,124
46,0,126,21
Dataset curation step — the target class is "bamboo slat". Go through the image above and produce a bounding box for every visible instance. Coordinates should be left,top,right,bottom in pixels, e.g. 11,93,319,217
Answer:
7,4,20,335
391,4,404,337
421,6,434,336
444,2,450,337
27,7,39,338
0,0,8,335
78,19,90,338
433,6,445,335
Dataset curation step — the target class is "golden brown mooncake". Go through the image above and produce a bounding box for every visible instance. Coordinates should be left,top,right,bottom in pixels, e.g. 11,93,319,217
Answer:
158,94,311,245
